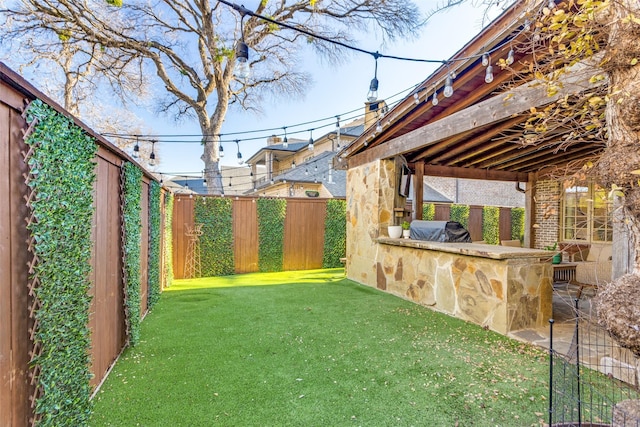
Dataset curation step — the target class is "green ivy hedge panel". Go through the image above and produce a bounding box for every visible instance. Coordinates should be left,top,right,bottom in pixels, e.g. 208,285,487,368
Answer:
195,197,235,277
422,203,436,221
450,204,470,229
163,193,174,287
122,162,143,346
148,181,162,307
257,198,286,272
322,199,346,268
511,207,525,241
482,206,500,245
24,100,97,426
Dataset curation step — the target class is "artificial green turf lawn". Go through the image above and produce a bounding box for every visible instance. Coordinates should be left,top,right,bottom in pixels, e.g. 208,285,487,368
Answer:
91,269,549,426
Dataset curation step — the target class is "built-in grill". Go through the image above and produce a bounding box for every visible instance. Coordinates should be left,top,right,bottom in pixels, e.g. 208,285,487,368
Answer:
409,220,472,243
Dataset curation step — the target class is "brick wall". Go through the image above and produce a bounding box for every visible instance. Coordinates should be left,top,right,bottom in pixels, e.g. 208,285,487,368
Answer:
534,179,561,249
426,177,525,207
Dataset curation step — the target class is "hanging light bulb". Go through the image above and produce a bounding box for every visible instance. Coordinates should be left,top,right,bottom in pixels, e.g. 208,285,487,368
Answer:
485,64,494,83
229,177,232,187
219,143,224,158
202,170,207,187
366,53,380,102
291,160,296,169
413,92,420,105
548,0,556,9
282,127,288,149
481,52,490,67
335,116,340,128
305,168,309,176
506,48,515,66
314,164,318,172
235,41,250,80
308,130,314,150
235,140,243,164
149,140,156,166
431,88,439,106
376,121,382,133
132,136,140,159
235,17,250,80
450,69,457,79
443,75,454,98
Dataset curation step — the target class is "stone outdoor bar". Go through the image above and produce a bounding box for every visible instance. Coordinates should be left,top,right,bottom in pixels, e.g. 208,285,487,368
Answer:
345,158,553,336
375,239,552,334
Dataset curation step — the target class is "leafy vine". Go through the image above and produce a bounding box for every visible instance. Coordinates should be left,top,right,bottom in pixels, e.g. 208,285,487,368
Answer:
148,181,161,307
121,162,142,346
24,99,97,426
323,199,346,268
257,198,286,272
195,197,235,276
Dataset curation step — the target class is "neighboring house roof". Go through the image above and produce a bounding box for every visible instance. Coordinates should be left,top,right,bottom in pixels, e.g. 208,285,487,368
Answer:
341,124,364,138
422,184,453,204
169,178,206,194
255,150,347,197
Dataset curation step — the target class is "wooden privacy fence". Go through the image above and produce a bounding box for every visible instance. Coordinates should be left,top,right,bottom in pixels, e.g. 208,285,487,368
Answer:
174,196,521,280
0,63,168,426
172,195,332,278
406,201,520,243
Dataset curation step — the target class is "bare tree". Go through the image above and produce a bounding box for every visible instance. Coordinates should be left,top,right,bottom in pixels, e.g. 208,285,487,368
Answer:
1,0,422,194
0,8,152,151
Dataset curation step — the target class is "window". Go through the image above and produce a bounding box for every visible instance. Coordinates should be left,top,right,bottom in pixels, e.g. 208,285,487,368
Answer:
561,183,612,242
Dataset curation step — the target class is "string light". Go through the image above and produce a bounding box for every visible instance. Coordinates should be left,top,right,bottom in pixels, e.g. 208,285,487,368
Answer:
133,135,140,159
202,170,208,187
506,47,515,66
367,53,380,102
149,140,156,166
431,87,439,106
413,92,420,105
443,74,454,98
235,139,243,164
485,61,494,83
235,13,250,80
291,160,296,169
481,52,490,67
308,130,314,150
219,143,224,157
283,127,288,148
376,121,382,133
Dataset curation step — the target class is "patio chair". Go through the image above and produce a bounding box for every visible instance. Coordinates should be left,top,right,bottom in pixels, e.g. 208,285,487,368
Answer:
571,242,612,298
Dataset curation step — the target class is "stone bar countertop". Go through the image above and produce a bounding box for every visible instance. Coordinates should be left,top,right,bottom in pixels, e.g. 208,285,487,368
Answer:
376,238,550,261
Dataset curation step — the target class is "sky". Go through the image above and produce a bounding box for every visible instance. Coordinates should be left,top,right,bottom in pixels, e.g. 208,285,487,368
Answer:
128,2,505,177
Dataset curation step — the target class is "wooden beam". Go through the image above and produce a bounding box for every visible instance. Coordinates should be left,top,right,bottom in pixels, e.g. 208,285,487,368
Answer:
423,165,529,182
417,115,526,164
348,58,600,170
412,162,424,220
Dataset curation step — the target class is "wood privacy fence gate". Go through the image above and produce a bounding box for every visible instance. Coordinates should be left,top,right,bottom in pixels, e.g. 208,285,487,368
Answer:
1,63,168,426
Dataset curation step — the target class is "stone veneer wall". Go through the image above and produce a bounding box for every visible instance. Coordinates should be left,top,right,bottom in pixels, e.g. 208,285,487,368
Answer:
375,243,552,334
533,179,561,249
346,158,552,335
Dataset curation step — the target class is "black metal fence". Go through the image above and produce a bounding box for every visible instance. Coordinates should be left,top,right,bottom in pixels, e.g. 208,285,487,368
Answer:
549,299,640,426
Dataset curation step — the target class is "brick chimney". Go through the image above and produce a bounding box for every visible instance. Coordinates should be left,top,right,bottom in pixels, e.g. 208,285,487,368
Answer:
267,135,283,146
364,100,387,129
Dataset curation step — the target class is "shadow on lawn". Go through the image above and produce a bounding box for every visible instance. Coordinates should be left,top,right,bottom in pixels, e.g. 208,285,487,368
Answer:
166,268,346,291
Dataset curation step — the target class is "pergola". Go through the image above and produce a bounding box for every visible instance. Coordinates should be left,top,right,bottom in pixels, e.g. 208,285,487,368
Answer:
337,0,606,248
